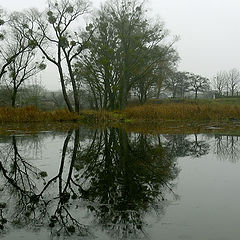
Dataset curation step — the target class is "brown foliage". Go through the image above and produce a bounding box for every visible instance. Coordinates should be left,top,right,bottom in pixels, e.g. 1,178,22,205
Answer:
0,106,80,123
123,103,240,121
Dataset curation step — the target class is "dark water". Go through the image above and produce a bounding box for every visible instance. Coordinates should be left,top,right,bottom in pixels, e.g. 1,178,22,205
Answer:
0,127,240,240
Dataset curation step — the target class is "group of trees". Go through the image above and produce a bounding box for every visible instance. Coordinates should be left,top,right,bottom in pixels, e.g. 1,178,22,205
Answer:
0,0,179,111
0,7,46,107
211,68,240,97
162,71,210,99
3,0,238,111
74,0,179,109
163,68,240,100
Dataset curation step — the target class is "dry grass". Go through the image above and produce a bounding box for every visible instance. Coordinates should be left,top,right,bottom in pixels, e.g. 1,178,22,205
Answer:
1,103,240,124
123,103,240,121
0,106,121,124
1,104,240,135
80,109,122,123
0,106,80,123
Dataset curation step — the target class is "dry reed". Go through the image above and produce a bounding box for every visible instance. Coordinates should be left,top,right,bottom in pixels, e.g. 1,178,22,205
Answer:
0,106,80,123
123,103,240,121
1,103,240,124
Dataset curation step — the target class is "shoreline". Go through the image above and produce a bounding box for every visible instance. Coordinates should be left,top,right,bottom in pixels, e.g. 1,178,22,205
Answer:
1,103,240,135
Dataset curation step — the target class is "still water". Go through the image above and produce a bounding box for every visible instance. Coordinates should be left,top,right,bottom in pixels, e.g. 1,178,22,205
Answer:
0,127,240,240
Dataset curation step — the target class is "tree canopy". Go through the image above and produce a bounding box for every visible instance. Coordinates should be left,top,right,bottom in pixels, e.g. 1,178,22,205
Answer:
74,0,179,110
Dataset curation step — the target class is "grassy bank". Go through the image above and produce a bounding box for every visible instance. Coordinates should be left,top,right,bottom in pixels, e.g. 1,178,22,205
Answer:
1,101,240,124
0,106,80,122
1,102,240,135
148,97,240,106
123,103,240,122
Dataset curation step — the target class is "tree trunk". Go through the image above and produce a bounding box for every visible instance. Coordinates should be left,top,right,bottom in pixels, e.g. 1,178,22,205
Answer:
64,50,80,113
172,90,176,98
118,52,129,110
58,65,73,112
195,90,198,99
63,129,79,192
119,77,128,110
11,88,17,108
109,93,115,111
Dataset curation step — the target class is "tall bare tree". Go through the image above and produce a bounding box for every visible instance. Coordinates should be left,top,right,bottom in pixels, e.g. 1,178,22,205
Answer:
227,68,240,96
187,72,210,99
1,15,46,107
211,71,228,96
11,0,91,112
0,11,31,83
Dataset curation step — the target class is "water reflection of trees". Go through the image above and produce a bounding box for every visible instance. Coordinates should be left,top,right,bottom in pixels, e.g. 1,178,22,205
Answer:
161,133,240,162
214,135,240,163
162,134,210,158
0,131,89,237
74,129,180,239
0,128,181,239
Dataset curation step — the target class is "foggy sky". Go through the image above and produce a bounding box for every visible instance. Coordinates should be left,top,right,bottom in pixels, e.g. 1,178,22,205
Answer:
1,0,240,90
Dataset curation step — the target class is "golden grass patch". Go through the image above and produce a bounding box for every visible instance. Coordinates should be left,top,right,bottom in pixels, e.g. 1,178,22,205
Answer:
0,106,80,123
123,103,240,121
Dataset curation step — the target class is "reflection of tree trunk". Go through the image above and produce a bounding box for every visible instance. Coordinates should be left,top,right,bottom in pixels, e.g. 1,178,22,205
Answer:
118,129,131,197
193,134,199,150
38,130,73,197
64,129,80,192
119,129,129,160
58,130,73,194
0,136,32,194
12,136,18,161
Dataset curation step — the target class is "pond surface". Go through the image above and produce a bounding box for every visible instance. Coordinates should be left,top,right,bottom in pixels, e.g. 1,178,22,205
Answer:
0,127,240,240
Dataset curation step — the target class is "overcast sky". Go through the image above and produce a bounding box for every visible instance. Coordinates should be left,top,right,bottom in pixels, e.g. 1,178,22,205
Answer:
1,0,240,90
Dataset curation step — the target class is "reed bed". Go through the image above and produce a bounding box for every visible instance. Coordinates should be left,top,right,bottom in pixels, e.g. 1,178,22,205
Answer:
0,106,80,123
1,103,240,124
80,109,121,123
123,103,240,121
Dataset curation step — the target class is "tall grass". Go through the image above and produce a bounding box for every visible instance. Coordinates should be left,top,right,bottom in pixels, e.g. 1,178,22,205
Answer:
80,109,121,123
1,103,240,124
123,103,240,121
0,106,80,123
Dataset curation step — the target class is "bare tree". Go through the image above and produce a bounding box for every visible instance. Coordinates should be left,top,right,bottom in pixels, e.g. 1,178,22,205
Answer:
0,8,5,39
227,68,240,96
163,71,190,98
0,15,46,107
212,71,227,96
0,12,31,83
12,0,91,112
188,72,210,99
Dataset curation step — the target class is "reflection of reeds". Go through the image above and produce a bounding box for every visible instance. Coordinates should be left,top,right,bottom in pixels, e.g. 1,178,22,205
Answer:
124,103,240,121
